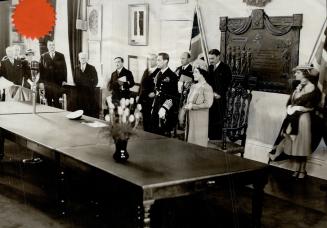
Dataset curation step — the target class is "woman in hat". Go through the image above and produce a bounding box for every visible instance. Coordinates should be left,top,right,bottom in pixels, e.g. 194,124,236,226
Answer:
268,64,321,178
180,59,213,147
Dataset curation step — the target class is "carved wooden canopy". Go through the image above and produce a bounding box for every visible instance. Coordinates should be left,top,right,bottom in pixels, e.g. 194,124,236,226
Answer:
220,9,302,93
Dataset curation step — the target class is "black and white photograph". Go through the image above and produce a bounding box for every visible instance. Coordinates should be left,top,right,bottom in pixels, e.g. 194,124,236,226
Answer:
0,0,327,227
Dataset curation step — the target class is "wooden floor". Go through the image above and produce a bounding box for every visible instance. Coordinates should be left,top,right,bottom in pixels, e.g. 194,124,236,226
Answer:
0,141,326,228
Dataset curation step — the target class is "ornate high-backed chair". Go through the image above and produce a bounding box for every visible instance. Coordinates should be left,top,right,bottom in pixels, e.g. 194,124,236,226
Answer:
209,80,252,157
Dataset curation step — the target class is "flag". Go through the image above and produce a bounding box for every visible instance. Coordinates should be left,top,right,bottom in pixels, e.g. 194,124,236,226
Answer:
189,5,208,64
310,18,327,93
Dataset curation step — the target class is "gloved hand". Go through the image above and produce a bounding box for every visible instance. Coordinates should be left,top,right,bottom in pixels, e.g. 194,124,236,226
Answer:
158,107,166,119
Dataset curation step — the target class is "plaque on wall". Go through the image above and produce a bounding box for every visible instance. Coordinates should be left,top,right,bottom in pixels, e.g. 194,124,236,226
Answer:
220,9,302,93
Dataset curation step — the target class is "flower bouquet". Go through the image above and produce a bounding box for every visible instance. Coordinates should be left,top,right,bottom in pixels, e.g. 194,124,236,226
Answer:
104,97,142,162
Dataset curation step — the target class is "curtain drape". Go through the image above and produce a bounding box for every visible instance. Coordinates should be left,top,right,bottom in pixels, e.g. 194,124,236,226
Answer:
0,1,10,59
67,0,82,79
39,0,56,55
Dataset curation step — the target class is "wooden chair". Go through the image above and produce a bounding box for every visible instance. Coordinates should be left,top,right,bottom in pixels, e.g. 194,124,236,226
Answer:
209,81,252,157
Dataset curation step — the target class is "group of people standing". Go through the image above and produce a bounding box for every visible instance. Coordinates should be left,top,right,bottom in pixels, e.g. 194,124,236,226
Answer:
0,41,99,117
108,49,232,147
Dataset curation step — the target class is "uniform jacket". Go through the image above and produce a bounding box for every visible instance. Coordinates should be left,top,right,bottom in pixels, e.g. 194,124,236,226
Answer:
151,68,179,133
175,64,193,80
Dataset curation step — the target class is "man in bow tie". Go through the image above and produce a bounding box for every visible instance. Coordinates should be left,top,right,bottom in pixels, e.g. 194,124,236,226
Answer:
73,52,98,117
0,46,24,85
39,40,67,108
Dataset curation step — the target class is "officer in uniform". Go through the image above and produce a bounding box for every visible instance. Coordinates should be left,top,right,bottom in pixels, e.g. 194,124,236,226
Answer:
151,52,179,136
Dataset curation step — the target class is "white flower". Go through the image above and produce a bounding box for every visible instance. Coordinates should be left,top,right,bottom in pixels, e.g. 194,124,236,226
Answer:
136,96,139,102
123,108,130,116
104,114,110,122
135,112,140,119
117,106,123,115
108,103,115,109
129,115,135,123
122,116,127,123
125,99,130,106
120,98,126,107
109,108,115,114
137,104,142,111
130,97,135,105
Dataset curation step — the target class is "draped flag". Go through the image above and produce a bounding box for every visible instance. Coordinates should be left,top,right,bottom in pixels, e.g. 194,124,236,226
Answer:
189,5,208,64
310,18,327,94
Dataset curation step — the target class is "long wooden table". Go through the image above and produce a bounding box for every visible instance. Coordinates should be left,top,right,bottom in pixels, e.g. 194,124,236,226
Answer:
0,101,268,228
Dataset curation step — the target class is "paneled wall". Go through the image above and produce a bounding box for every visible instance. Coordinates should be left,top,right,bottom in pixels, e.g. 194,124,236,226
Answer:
81,0,327,178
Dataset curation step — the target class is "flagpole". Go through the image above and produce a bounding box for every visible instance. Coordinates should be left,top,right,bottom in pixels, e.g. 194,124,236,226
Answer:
196,4,209,66
309,17,327,63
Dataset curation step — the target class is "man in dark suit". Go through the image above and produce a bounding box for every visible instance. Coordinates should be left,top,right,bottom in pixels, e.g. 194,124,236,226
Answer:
107,57,135,104
0,46,24,85
139,53,160,132
175,52,193,80
74,52,98,118
207,49,232,140
151,52,179,137
39,40,67,108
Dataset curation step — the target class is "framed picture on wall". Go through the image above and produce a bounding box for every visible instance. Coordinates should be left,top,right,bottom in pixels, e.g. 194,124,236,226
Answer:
128,4,149,46
162,0,188,4
87,5,102,41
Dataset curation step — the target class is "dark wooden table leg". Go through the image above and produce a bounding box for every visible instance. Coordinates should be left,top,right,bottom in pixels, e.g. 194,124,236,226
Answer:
252,171,268,228
55,154,67,216
0,129,4,160
138,200,154,228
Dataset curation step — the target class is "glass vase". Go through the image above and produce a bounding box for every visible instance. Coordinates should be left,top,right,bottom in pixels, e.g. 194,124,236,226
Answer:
113,139,129,162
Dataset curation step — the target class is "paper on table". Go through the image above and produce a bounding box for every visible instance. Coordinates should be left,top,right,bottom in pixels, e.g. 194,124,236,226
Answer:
81,121,108,128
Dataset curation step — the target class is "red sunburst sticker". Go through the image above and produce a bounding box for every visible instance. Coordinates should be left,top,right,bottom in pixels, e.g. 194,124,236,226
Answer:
12,0,56,39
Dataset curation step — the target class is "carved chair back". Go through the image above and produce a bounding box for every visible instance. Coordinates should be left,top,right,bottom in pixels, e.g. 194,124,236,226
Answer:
222,81,252,150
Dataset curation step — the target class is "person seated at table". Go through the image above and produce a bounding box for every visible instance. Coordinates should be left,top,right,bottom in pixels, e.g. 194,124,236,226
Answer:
73,52,98,118
268,64,322,179
107,57,135,105
179,59,213,147
0,46,24,85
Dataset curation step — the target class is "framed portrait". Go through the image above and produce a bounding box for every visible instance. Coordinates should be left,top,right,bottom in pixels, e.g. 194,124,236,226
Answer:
128,4,149,46
162,0,188,4
87,5,102,41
